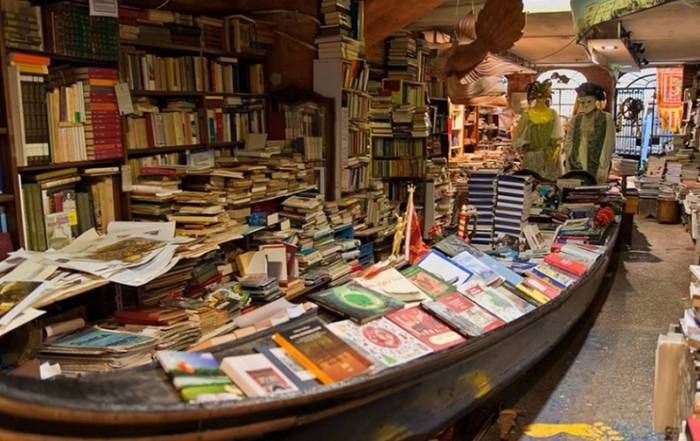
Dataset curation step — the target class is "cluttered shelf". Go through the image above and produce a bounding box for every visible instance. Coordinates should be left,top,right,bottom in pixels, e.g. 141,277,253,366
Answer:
130,90,269,99
17,159,121,173
4,47,118,66
126,142,243,157
119,39,266,60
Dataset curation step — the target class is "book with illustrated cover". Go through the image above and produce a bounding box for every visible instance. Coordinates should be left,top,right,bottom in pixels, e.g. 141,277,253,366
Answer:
326,318,433,367
255,345,320,390
387,306,466,351
272,318,372,384
436,237,524,287
156,350,244,403
523,275,562,300
422,292,504,337
462,281,535,323
221,353,299,397
515,283,551,305
416,250,474,293
309,283,404,324
401,266,456,300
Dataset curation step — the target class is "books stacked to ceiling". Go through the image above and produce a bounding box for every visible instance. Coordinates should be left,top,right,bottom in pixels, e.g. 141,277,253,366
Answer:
385,31,418,80
611,156,639,176
427,159,455,230
468,169,500,248
1,0,43,51
494,175,533,241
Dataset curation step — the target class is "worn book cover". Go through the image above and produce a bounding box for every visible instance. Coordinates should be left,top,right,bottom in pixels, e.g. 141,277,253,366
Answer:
387,306,466,351
309,283,404,323
401,266,455,299
272,318,372,384
326,318,432,367
422,292,504,337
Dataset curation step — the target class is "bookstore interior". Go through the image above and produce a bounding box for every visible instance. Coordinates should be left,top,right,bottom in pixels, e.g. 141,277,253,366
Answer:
0,0,700,439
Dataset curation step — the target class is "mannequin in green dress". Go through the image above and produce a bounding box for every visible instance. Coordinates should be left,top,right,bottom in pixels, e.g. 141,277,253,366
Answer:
513,80,563,180
564,82,615,184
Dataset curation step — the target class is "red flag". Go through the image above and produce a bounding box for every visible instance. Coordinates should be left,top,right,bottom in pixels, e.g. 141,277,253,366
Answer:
404,186,429,265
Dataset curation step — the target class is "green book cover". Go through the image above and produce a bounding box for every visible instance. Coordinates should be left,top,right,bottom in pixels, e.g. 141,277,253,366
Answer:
309,283,404,324
401,266,456,300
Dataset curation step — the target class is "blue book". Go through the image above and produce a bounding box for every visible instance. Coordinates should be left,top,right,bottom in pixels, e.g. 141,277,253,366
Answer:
417,250,474,293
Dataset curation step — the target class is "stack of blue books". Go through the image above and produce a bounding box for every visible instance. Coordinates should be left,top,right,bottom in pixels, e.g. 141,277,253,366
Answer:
494,175,533,240
468,169,501,248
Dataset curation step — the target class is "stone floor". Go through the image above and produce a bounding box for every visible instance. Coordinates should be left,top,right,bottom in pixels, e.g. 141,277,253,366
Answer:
477,219,692,441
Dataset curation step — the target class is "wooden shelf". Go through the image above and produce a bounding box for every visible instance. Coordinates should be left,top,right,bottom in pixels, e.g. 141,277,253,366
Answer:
126,142,243,157
130,90,268,99
18,158,121,173
6,47,117,66
229,186,317,208
119,40,266,60
0,194,14,203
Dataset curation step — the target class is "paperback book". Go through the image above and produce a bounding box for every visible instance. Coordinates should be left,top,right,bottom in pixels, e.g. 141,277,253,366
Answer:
326,317,433,367
416,250,474,293
254,345,320,390
400,266,456,300
462,281,535,323
220,353,299,397
422,292,504,337
387,306,466,351
309,283,404,323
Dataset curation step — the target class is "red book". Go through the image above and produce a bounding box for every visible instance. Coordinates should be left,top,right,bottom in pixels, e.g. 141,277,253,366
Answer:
114,307,186,325
544,253,587,277
388,306,466,352
688,417,700,441
524,275,562,299
140,167,179,176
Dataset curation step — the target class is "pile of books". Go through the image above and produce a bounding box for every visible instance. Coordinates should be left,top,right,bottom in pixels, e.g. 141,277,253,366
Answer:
38,328,158,376
315,35,362,60
427,159,455,230
1,0,43,51
112,306,201,351
239,274,283,303
611,156,639,176
167,191,237,238
386,31,418,80
494,175,533,240
468,169,501,248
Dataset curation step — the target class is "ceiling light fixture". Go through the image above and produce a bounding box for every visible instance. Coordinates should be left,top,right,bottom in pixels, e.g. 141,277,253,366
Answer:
600,45,618,51
522,0,571,13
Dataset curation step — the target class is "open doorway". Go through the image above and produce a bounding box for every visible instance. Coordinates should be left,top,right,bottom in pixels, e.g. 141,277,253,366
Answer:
614,68,672,157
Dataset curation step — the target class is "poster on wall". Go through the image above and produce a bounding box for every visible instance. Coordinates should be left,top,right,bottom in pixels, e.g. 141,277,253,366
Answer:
571,0,672,36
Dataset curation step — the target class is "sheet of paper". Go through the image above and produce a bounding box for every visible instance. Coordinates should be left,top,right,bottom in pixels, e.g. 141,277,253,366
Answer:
0,307,45,337
0,281,53,327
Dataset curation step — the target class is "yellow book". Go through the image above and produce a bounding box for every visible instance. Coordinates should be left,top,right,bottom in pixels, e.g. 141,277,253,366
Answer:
516,283,550,306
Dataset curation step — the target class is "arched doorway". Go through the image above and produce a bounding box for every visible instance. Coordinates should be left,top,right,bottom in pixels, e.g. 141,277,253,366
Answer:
614,68,670,157
536,69,588,121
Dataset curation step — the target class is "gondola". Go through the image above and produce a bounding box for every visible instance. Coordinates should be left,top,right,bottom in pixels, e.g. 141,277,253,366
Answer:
0,224,619,441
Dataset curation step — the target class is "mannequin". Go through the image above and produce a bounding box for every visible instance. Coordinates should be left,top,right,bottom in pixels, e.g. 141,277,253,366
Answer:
513,80,563,180
565,82,615,184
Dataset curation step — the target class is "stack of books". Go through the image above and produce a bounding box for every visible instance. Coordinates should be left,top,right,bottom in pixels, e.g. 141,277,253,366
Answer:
427,159,455,230
494,175,533,241
386,31,418,80
167,191,238,238
611,156,639,176
112,306,201,351
315,35,362,60
239,274,283,302
1,0,43,51
468,169,501,248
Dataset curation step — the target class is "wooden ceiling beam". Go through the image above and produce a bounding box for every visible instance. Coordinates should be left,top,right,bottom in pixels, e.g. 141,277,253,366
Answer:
365,0,449,46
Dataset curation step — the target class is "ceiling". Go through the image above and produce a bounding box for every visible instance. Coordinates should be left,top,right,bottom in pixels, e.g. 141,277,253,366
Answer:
407,0,700,67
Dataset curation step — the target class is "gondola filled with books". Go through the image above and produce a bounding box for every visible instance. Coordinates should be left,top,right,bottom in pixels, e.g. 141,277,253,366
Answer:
0,0,627,439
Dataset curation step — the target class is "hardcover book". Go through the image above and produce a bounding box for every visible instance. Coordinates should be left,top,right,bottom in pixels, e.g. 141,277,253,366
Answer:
401,266,456,300
422,292,504,337
387,306,466,351
326,318,433,367
221,353,299,397
272,318,372,384
309,283,404,323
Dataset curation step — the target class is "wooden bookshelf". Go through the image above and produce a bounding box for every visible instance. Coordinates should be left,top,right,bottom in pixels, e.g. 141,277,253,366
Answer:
4,47,117,66
119,39,265,60
17,159,121,173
